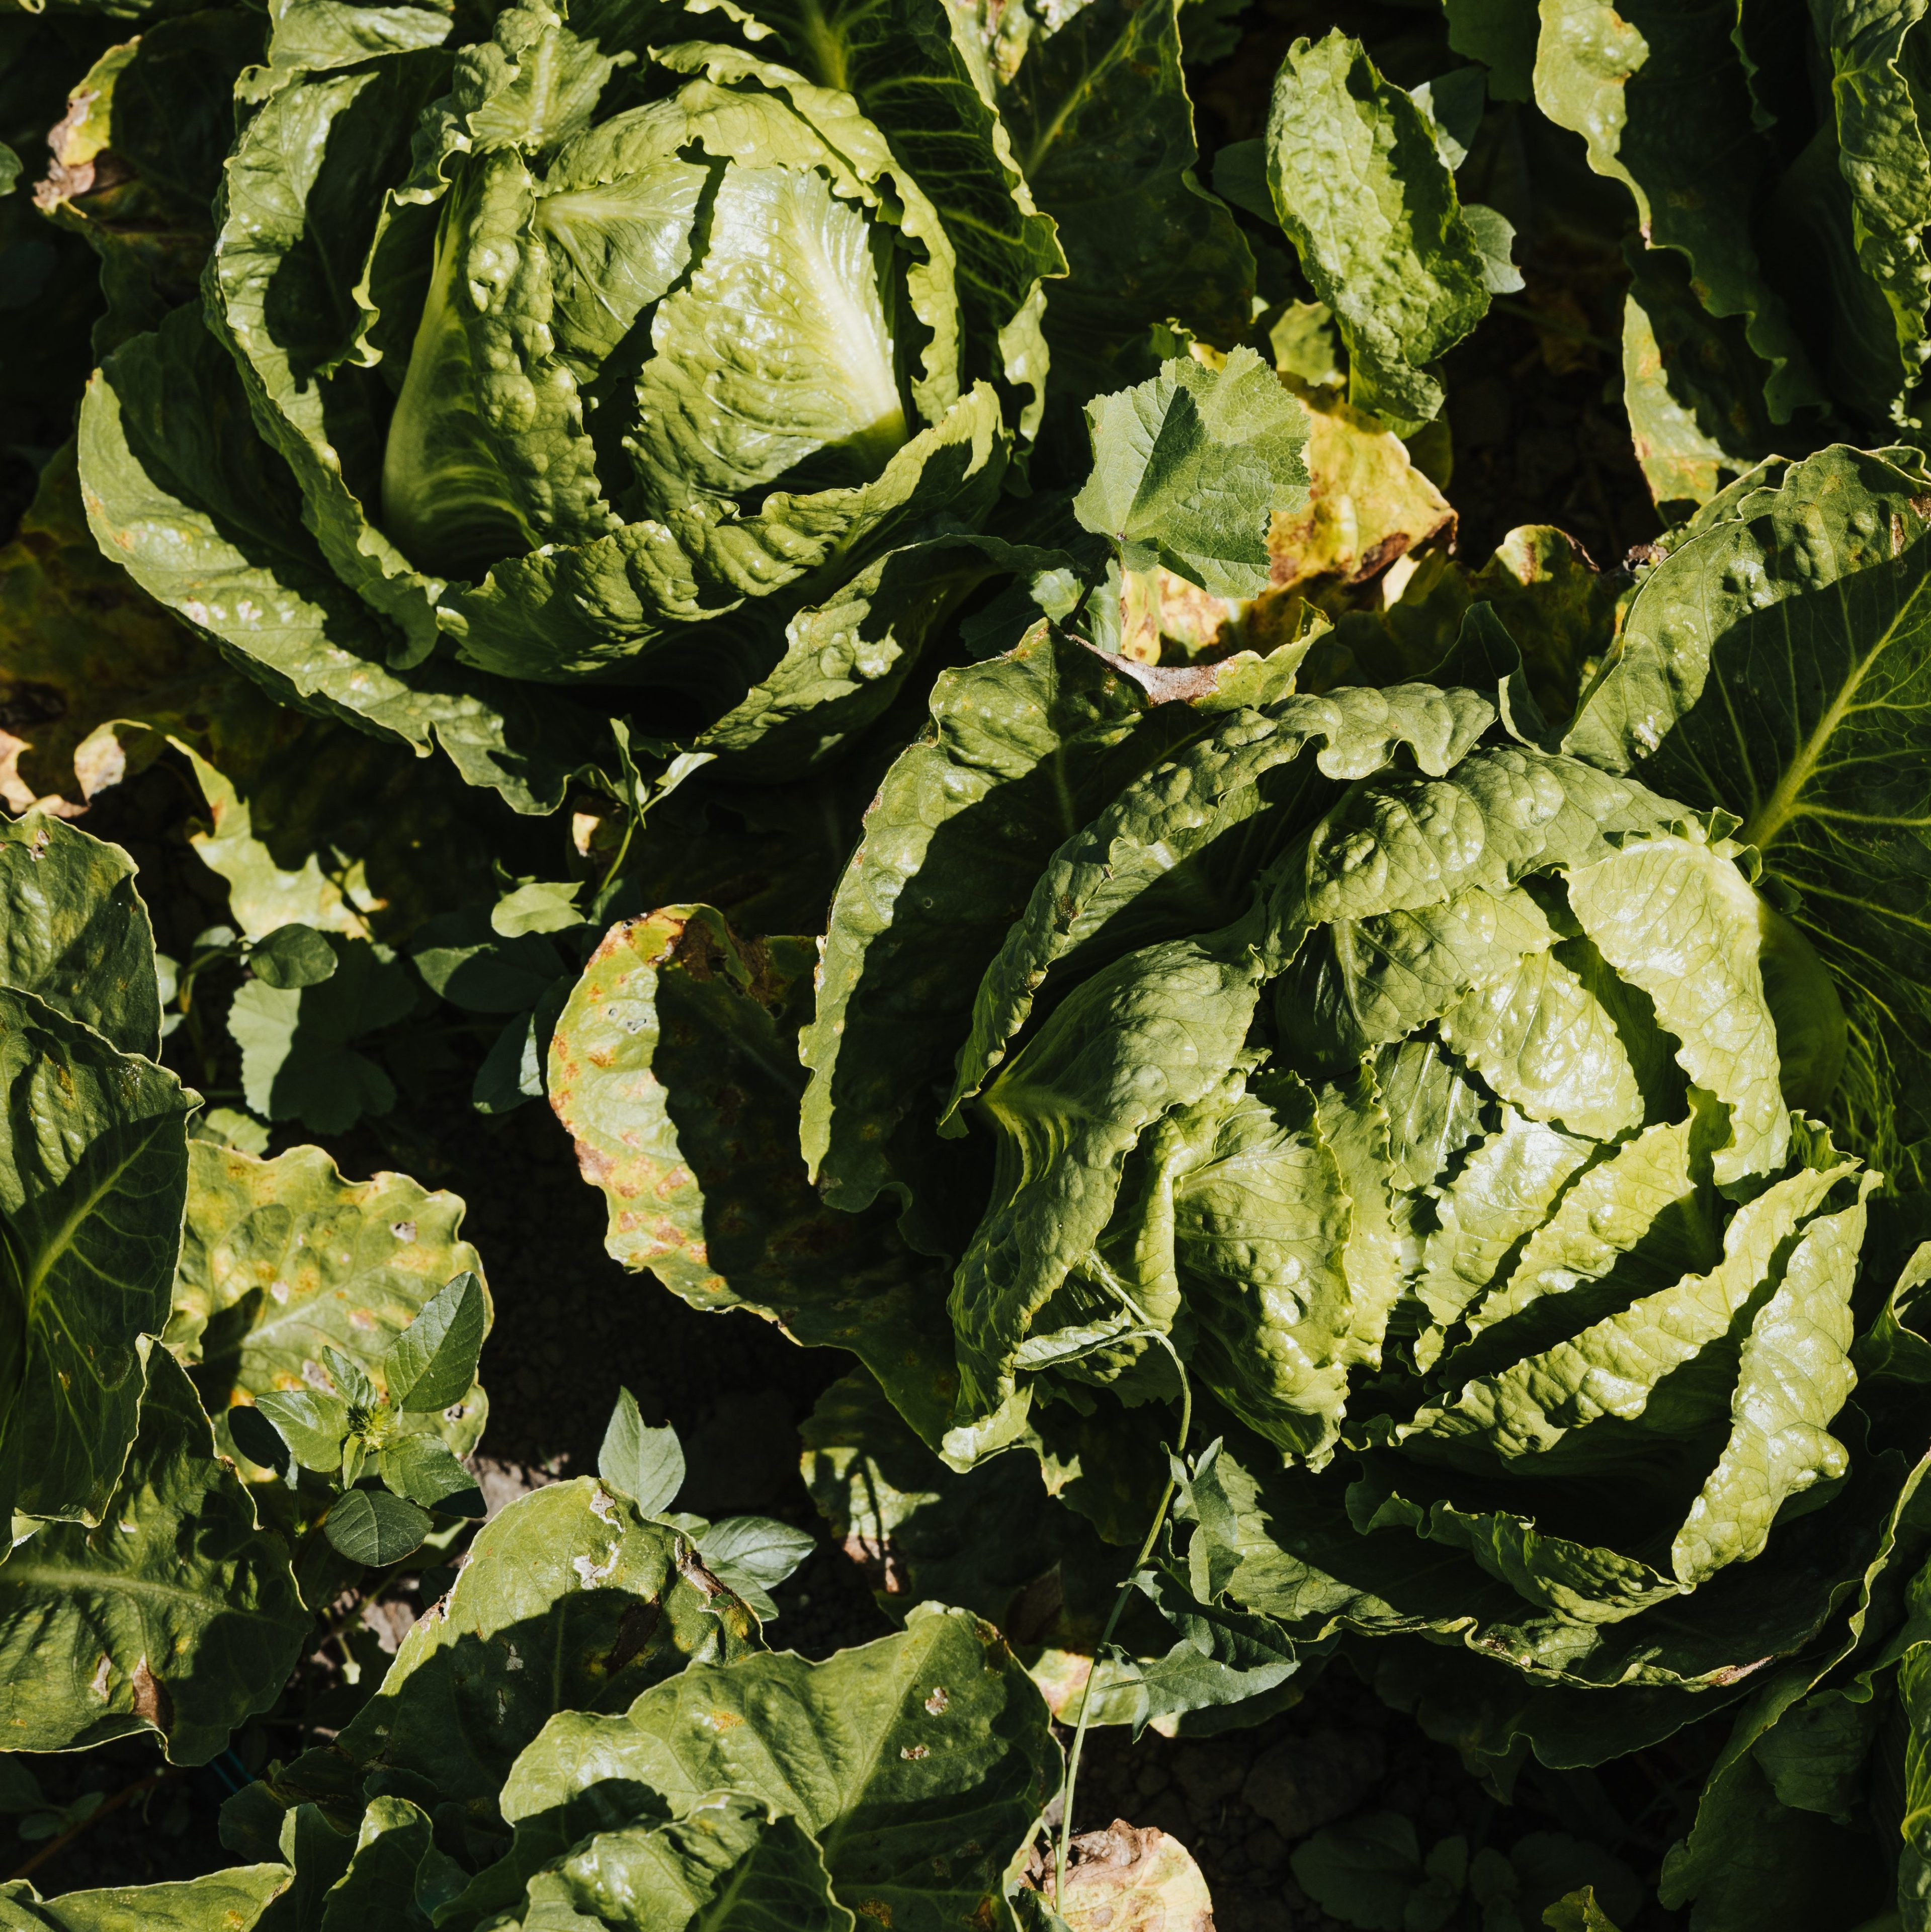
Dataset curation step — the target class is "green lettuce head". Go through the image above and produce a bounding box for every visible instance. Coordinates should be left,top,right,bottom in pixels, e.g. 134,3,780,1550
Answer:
791,442,1931,1702
76,0,1064,808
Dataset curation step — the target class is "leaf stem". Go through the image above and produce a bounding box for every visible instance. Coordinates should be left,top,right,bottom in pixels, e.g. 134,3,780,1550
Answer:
597,809,638,899
1053,1320,1192,1911
6,1771,174,1885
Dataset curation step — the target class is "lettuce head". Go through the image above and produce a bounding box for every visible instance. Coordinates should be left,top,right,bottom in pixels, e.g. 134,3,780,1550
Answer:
75,0,1064,808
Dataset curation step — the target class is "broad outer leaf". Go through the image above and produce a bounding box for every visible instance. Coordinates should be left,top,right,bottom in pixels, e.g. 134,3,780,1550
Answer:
0,988,191,1528
336,1478,759,1820
1444,0,1537,101
1806,0,1931,425
1563,445,1931,1179
522,1792,855,1932
1073,347,1309,598
1622,244,1778,509
1532,0,1820,427
800,625,1291,1250
0,1866,293,1930
0,813,161,1058
0,1350,308,1764
168,1141,489,1460
1264,31,1495,427
78,305,597,813
998,0,1253,397
499,1606,1058,1932
550,905,962,1448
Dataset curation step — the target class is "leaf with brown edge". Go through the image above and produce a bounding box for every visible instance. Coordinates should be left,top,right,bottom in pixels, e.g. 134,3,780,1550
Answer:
549,904,961,1449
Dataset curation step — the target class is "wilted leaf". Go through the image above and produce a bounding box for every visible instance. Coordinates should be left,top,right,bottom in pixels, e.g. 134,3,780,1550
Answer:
1046,1822,1213,1932
0,440,278,817
1257,379,1455,596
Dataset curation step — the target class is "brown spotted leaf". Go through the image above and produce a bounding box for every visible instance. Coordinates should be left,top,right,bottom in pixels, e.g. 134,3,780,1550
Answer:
166,1141,490,1464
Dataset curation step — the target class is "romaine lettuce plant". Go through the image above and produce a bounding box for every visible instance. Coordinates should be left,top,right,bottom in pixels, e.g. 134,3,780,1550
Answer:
544,432,1931,1920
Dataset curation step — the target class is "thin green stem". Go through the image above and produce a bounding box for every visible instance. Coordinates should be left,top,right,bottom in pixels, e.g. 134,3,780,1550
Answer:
1054,1322,1192,1912
598,810,639,898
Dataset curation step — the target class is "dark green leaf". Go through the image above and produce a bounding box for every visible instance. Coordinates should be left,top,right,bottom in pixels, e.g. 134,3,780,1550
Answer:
551,905,962,1450
248,922,339,990
323,1488,433,1565
0,812,161,1058
337,1479,759,1820
0,1351,308,1763
0,988,190,1528
1531,0,1821,427
382,1269,488,1412
998,0,1253,398
521,1793,855,1932
379,1433,483,1513
253,1388,350,1473
498,1607,1057,1932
